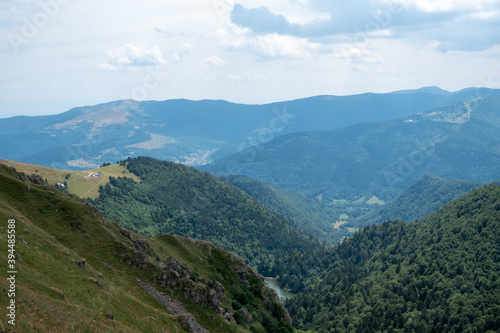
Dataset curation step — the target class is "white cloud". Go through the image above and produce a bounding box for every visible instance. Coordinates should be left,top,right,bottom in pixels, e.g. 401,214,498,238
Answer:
225,72,269,82
219,24,323,59
97,63,119,71
467,9,500,20
174,43,193,63
391,0,500,12
203,55,226,66
333,44,385,73
230,0,500,52
336,46,384,64
99,42,166,70
0,82,23,90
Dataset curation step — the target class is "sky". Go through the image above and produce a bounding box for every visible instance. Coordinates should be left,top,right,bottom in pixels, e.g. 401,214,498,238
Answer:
0,0,499,118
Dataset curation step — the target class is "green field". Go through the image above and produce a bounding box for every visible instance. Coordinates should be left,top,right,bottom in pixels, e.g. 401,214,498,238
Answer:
366,195,385,205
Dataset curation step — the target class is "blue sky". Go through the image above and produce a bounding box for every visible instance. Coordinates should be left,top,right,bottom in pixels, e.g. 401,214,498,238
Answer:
1,0,499,117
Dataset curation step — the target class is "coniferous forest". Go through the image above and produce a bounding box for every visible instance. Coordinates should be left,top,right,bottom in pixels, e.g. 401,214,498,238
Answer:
286,185,500,332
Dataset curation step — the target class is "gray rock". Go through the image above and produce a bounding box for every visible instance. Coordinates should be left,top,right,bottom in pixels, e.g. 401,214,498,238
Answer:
30,174,43,184
239,307,253,326
137,279,210,333
133,251,148,270
119,229,149,269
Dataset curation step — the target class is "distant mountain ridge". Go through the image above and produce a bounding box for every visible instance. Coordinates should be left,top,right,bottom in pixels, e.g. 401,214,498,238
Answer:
0,87,494,170
389,86,452,95
206,95,500,202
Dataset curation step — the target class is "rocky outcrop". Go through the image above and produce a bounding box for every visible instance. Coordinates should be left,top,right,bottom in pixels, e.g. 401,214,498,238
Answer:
239,307,253,326
137,278,210,333
116,230,290,330
179,315,210,333
18,172,44,185
119,228,149,269
157,257,228,315
161,258,191,282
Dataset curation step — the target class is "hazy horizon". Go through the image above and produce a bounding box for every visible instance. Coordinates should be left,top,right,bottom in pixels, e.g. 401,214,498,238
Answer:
0,85,495,119
1,0,499,118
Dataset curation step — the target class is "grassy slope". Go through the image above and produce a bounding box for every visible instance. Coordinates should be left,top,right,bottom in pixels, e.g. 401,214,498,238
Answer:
0,164,289,332
0,164,182,332
0,159,139,199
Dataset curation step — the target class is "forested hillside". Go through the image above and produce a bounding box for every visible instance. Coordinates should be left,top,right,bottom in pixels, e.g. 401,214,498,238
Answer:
89,157,323,272
286,185,500,332
356,174,479,226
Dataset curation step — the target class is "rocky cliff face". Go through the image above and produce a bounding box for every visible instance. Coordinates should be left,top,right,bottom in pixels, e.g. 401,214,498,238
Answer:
119,228,149,269
157,257,227,315
115,227,292,332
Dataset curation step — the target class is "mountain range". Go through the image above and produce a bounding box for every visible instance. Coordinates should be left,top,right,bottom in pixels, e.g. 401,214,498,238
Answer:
87,157,323,271
0,87,493,171
206,95,500,202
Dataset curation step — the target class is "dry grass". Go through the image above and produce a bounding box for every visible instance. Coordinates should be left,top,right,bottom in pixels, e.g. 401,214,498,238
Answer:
0,159,139,199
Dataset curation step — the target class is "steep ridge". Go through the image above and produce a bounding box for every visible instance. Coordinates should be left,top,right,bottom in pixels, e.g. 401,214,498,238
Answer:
0,164,292,332
286,184,500,332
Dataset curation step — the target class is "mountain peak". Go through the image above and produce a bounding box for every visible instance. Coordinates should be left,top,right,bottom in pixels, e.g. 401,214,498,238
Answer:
390,86,451,95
